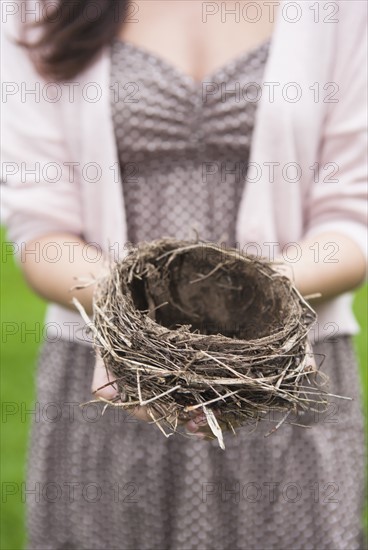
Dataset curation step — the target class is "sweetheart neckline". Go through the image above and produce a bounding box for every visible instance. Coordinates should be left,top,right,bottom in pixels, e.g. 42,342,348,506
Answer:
111,37,271,86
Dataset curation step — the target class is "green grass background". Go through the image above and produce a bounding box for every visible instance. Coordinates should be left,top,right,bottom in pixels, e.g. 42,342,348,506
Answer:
1,227,367,550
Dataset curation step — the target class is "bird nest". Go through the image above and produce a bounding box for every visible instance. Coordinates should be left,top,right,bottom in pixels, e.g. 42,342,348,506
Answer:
80,239,330,448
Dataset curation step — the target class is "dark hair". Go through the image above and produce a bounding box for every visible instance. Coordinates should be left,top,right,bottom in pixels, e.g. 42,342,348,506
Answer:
20,0,129,81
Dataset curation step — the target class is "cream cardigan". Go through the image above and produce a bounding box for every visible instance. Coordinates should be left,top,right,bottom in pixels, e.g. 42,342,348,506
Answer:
1,0,367,343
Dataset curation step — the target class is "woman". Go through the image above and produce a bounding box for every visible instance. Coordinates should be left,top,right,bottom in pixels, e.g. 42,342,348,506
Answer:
2,1,367,549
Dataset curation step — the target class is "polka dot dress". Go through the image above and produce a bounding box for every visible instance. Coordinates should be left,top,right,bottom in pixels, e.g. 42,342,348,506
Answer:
110,38,269,246
26,39,365,550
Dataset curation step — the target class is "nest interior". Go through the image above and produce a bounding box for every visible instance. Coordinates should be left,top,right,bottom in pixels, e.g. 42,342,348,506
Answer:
91,239,327,443
130,244,292,340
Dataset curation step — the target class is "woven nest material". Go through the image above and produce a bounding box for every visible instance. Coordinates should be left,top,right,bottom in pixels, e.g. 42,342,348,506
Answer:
82,238,330,448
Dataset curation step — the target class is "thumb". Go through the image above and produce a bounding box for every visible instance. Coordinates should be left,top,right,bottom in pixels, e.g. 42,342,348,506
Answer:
92,352,118,400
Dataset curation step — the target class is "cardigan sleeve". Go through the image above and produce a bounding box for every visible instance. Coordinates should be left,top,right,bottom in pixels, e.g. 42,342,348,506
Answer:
304,1,368,262
0,14,84,254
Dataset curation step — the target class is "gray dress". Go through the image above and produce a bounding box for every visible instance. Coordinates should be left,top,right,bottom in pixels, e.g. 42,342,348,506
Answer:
27,39,365,550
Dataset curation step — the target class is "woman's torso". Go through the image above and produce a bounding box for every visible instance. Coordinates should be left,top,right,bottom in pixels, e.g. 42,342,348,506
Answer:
112,0,274,245
110,37,271,245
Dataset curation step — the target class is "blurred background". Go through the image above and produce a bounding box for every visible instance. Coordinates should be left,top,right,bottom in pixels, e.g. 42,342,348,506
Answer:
1,225,367,550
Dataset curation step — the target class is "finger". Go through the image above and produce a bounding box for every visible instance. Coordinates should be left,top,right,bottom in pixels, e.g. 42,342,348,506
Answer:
131,405,152,422
92,354,118,400
185,412,207,433
186,425,215,441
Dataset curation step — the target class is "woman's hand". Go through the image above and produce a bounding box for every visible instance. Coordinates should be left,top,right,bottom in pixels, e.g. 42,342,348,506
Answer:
91,354,207,430
92,353,152,422
91,355,248,440
92,354,217,435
